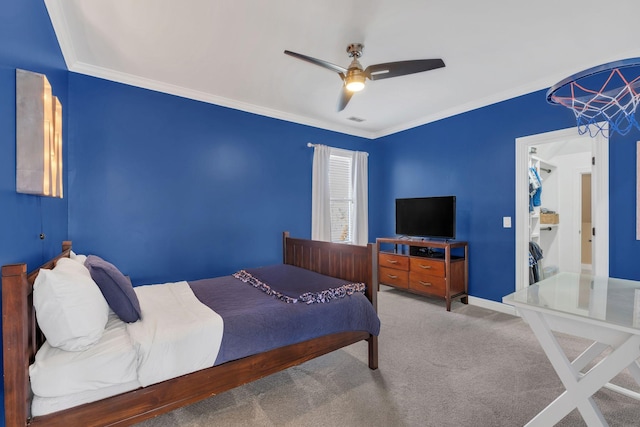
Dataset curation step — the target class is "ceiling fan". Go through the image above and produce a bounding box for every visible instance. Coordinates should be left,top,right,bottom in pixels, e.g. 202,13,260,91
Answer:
284,43,445,111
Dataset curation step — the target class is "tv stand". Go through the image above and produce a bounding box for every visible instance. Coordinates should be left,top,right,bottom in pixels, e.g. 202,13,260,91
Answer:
376,237,468,311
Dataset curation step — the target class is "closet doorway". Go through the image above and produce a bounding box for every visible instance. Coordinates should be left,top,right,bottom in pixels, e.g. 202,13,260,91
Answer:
515,126,609,292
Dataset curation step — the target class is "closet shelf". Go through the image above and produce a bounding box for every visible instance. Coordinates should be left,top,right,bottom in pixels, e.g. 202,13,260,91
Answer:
530,155,557,173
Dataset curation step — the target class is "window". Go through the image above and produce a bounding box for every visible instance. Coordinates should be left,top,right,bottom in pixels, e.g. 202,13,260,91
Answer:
328,151,353,243
311,144,368,245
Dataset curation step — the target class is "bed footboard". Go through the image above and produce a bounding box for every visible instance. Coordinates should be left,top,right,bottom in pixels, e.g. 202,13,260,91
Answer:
283,232,378,369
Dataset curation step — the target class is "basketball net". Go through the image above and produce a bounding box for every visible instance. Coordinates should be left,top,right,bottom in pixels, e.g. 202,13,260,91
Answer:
547,60,640,138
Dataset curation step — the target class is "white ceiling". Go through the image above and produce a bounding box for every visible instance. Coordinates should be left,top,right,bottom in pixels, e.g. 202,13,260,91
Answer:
45,0,640,139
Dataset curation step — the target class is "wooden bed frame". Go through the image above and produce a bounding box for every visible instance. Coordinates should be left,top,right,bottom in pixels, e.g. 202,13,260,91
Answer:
2,232,378,427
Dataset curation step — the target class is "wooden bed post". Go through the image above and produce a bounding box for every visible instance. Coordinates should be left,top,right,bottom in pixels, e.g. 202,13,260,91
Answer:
2,263,30,427
282,231,290,263
366,242,378,370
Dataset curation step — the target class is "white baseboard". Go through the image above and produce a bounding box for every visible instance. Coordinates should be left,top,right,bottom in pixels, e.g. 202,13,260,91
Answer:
468,296,518,316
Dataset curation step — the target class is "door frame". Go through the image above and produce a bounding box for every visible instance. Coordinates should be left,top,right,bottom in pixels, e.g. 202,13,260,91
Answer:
515,125,609,291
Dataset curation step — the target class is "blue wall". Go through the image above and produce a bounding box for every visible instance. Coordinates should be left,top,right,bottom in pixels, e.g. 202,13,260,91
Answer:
67,74,370,285
369,92,576,301
0,1,69,424
0,1,68,269
609,131,640,279
369,94,640,300
67,69,640,302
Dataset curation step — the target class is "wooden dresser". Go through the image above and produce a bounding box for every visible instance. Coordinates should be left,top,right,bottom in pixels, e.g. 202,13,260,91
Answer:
376,237,468,311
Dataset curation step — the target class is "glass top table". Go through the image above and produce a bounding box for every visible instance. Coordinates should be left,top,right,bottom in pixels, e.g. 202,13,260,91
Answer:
503,272,640,426
503,272,640,333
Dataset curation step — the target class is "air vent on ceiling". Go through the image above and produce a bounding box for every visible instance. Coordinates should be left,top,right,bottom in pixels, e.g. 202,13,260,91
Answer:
347,116,365,122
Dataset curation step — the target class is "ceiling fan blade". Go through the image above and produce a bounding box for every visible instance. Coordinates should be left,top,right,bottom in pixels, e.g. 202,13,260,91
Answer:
284,50,348,74
365,59,445,80
338,86,354,111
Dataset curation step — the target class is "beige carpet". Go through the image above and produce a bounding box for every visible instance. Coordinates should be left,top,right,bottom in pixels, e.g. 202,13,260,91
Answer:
134,286,640,426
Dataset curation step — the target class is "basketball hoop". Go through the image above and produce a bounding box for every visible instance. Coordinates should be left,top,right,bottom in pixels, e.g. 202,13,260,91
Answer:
546,58,640,137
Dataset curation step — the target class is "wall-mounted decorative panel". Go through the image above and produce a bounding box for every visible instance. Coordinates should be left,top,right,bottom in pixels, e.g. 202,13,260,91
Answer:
16,69,63,197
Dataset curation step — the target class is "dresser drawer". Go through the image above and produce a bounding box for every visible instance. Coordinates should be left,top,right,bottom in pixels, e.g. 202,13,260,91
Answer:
379,266,409,288
409,257,445,277
409,272,446,296
379,253,409,270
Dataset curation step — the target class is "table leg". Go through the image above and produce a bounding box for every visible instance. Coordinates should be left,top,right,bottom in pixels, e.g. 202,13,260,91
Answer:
572,342,609,372
627,360,640,385
519,309,640,427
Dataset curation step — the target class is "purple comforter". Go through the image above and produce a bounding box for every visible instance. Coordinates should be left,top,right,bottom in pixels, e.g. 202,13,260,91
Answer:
188,264,380,365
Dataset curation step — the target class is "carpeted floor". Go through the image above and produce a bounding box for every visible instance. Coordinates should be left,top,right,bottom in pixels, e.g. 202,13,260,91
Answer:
134,286,640,426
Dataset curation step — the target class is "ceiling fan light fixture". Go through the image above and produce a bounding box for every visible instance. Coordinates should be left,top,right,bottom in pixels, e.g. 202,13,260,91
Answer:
345,58,366,92
345,68,365,92
345,77,365,92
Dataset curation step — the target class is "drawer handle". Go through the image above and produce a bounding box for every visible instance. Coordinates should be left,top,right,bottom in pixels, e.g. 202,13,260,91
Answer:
387,274,398,279
419,264,432,269
386,259,398,264
418,281,432,286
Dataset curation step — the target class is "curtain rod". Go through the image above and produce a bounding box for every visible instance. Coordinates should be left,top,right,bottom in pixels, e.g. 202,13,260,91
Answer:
307,142,368,156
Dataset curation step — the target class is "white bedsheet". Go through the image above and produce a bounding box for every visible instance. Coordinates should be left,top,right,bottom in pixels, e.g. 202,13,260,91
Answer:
127,281,224,387
30,280,224,415
29,312,138,398
32,380,141,417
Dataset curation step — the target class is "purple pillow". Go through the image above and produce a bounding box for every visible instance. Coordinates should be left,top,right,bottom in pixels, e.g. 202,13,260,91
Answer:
84,255,142,323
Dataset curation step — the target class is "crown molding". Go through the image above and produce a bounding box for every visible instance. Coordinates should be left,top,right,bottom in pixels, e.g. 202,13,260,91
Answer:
43,4,640,141
372,49,640,138
68,61,379,140
372,78,553,138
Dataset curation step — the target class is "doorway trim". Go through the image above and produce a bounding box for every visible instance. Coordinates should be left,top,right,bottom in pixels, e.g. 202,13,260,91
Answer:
515,125,609,291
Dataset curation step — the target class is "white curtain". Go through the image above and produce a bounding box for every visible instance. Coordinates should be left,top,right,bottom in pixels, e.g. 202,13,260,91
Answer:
352,150,368,246
311,144,331,241
311,144,369,245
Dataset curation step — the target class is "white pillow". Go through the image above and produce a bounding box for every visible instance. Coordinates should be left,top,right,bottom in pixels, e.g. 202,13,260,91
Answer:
55,257,90,277
33,261,110,351
69,251,87,266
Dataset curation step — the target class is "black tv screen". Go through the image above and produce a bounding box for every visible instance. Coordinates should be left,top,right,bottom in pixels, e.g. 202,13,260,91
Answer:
395,196,456,239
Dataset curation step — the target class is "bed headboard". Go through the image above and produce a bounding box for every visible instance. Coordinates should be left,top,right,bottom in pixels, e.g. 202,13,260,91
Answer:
282,232,377,311
2,241,72,426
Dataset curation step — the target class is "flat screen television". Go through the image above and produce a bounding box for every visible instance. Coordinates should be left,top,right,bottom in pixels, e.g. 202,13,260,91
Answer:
395,196,456,239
